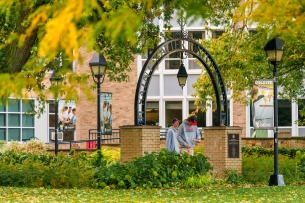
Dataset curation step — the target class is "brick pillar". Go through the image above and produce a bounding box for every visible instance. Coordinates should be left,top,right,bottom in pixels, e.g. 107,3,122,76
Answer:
120,125,161,163
203,126,242,178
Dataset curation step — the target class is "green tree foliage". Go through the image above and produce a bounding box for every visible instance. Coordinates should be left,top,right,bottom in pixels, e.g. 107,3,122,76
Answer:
193,0,305,114
0,0,231,115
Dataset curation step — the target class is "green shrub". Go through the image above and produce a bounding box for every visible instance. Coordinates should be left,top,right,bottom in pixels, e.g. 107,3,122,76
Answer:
242,147,305,158
242,153,274,184
87,148,120,168
0,151,93,188
194,145,204,154
242,148,305,185
182,173,213,188
93,149,213,189
224,169,245,184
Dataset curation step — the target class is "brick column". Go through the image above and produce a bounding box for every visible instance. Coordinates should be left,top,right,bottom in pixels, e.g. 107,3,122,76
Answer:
203,126,242,178
120,125,161,163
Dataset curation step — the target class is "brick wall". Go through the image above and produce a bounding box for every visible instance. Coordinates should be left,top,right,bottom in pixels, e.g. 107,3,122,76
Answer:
120,125,161,162
242,137,305,148
203,127,242,178
74,48,138,141
232,102,246,137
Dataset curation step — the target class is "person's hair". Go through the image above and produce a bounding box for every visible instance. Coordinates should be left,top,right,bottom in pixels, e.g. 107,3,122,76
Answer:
72,108,76,112
109,104,112,109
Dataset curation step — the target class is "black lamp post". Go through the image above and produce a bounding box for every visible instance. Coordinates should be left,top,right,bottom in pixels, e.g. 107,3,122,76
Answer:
50,71,63,156
89,53,107,150
264,37,285,186
177,63,188,88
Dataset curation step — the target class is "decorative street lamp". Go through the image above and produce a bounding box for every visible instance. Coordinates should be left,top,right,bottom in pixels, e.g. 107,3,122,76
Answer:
89,53,107,150
177,63,188,88
264,37,285,186
50,71,63,156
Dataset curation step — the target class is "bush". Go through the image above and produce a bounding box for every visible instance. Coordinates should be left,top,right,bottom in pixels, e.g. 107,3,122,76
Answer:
242,146,305,158
93,149,213,189
182,173,213,188
0,140,47,154
242,148,305,185
0,151,93,188
224,169,245,184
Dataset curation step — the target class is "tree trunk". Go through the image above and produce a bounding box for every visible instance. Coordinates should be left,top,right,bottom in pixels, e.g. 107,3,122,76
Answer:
5,7,38,74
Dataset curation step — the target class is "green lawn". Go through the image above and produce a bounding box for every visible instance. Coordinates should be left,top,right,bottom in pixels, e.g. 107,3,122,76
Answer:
1,185,305,202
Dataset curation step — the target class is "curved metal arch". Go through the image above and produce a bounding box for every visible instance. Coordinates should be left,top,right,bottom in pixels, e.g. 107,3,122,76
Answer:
134,38,228,126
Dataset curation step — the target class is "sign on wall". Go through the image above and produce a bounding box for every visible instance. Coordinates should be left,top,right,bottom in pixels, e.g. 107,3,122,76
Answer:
228,134,239,158
251,79,274,130
58,100,76,132
100,92,112,135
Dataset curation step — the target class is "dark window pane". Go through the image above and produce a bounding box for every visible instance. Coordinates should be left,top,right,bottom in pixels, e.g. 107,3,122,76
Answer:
22,129,34,140
49,102,55,113
49,114,55,127
22,114,34,127
165,60,181,69
8,100,20,112
8,129,20,141
278,100,291,126
0,128,5,140
8,114,20,126
298,99,305,126
213,100,230,126
165,101,182,128
22,100,34,112
189,101,206,127
0,103,5,112
146,101,159,125
0,114,5,126
63,131,74,141
192,31,205,40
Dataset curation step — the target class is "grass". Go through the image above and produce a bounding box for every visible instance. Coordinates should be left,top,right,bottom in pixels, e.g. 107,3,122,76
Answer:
1,185,305,202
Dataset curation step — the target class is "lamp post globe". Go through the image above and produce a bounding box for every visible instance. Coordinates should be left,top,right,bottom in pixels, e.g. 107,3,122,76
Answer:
50,71,63,156
89,53,107,150
264,37,285,186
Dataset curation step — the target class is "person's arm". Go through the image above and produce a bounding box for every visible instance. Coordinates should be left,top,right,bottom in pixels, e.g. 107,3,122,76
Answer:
177,125,189,148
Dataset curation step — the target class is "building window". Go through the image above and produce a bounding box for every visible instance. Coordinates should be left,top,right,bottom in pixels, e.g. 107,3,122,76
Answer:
250,99,291,127
165,101,182,127
212,100,230,126
49,100,74,141
146,101,159,125
164,32,181,70
298,99,305,126
189,101,206,127
188,31,205,69
0,99,35,141
278,100,291,126
212,30,224,39
189,31,205,40
165,59,181,70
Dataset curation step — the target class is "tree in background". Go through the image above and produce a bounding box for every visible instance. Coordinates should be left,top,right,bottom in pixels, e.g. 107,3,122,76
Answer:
0,0,228,114
193,0,305,123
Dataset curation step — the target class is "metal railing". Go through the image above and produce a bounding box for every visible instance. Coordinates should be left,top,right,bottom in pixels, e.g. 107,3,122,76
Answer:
47,127,203,150
88,128,120,144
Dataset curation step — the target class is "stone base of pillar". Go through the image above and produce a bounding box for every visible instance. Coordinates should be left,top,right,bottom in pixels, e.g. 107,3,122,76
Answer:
203,126,242,178
119,125,161,163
